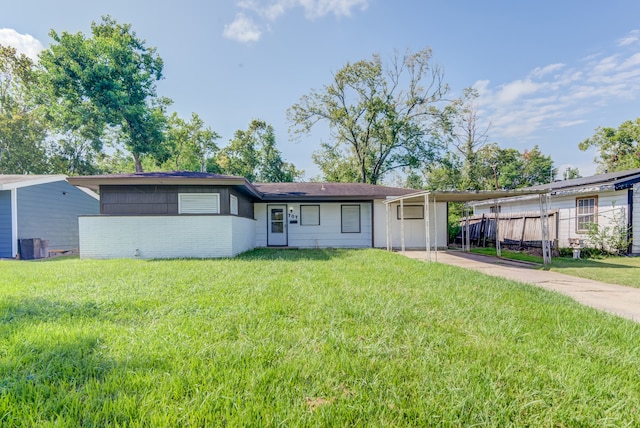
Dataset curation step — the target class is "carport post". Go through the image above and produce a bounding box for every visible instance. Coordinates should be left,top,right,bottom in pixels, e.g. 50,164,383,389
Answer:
385,202,390,251
495,199,501,258
434,195,438,262
425,193,431,262
400,198,405,254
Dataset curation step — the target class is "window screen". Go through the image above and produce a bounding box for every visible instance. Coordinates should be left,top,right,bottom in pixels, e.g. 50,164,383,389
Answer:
230,194,238,215
396,205,424,220
300,205,320,225
178,193,220,214
341,205,361,233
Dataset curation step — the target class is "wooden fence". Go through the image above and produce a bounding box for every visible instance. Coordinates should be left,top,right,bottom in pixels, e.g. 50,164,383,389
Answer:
457,211,558,249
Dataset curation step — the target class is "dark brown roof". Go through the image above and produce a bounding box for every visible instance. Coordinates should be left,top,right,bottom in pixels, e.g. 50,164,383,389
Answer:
67,172,418,201
67,171,262,197
254,182,418,200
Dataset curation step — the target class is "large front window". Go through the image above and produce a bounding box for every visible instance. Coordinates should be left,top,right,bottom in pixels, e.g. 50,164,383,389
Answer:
576,196,597,232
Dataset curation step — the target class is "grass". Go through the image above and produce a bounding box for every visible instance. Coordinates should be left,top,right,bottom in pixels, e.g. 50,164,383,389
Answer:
1,248,640,426
471,247,640,288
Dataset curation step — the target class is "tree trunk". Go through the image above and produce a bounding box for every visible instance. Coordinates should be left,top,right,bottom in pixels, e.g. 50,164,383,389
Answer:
133,153,144,173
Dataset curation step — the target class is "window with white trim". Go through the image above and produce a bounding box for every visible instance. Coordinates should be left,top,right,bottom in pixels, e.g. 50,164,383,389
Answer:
178,193,220,214
341,205,361,233
300,205,320,226
576,196,597,232
230,194,238,215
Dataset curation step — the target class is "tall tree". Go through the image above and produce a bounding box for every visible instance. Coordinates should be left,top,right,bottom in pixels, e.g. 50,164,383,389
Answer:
215,119,302,182
447,88,490,190
288,48,450,184
475,143,554,189
163,112,221,172
0,45,48,174
579,118,640,173
39,16,169,172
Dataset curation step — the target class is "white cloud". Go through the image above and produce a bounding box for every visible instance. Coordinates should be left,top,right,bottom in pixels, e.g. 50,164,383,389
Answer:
530,63,564,78
477,30,640,144
227,0,369,43
0,28,44,61
495,79,544,104
617,29,640,46
223,13,262,43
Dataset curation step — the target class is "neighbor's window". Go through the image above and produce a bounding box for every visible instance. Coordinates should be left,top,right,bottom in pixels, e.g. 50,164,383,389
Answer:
230,194,238,215
490,205,502,213
178,193,220,214
341,205,361,233
576,196,597,232
300,205,320,226
396,205,424,220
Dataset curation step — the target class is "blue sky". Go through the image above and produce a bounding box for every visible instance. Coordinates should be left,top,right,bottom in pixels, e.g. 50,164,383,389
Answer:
2,1,640,181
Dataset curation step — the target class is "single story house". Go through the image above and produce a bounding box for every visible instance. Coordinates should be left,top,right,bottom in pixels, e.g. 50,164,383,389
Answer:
0,175,100,259
67,172,449,259
471,168,640,253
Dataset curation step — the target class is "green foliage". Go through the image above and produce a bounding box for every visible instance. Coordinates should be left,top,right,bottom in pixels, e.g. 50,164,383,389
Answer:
289,48,450,184
0,45,48,174
579,118,640,173
216,119,302,182
162,112,221,172
584,204,631,256
39,15,169,172
1,250,640,425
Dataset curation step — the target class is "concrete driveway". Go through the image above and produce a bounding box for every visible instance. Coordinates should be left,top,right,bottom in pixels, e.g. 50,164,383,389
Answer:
403,250,640,323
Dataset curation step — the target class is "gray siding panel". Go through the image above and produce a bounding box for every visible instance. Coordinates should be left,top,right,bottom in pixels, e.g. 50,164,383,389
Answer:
17,181,99,250
0,191,11,257
101,185,255,219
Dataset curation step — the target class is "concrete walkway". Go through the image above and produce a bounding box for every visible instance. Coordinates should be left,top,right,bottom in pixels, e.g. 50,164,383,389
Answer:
403,250,640,323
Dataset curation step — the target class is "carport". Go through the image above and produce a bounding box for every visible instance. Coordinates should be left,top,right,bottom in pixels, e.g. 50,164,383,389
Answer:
383,189,553,266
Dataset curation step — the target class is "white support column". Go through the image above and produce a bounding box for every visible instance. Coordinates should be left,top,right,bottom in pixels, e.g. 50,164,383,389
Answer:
539,193,552,266
424,193,430,262
434,195,438,262
495,199,501,258
400,198,405,254
385,202,390,251
464,203,471,252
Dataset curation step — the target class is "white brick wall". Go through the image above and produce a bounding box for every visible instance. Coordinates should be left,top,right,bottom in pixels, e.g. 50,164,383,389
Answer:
79,215,256,259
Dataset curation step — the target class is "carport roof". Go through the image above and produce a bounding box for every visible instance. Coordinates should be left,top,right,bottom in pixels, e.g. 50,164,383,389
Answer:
384,188,550,204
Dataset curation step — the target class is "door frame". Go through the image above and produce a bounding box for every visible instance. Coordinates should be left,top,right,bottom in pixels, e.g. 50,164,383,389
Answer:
267,204,288,247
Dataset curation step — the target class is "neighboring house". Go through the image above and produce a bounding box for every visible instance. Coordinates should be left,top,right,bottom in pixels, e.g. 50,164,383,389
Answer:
471,168,640,253
68,172,449,259
0,175,100,259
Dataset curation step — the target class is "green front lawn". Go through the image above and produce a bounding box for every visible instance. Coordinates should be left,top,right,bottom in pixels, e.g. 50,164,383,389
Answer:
471,247,640,288
1,249,639,426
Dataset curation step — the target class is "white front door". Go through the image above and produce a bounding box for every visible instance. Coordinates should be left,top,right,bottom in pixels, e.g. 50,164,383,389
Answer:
267,204,288,246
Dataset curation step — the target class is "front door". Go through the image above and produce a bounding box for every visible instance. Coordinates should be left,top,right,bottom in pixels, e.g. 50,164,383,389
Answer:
267,204,288,246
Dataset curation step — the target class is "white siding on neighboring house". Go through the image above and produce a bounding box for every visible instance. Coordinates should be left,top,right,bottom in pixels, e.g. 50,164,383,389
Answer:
473,189,629,248
373,200,448,249
255,202,373,248
79,215,256,259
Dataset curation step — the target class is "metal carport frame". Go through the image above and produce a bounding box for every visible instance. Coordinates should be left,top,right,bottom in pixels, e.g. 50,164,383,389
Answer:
383,189,552,266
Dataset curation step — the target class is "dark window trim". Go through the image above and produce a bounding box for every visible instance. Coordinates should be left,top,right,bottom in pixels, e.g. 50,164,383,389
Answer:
396,204,424,220
341,204,361,233
300,204,320,226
